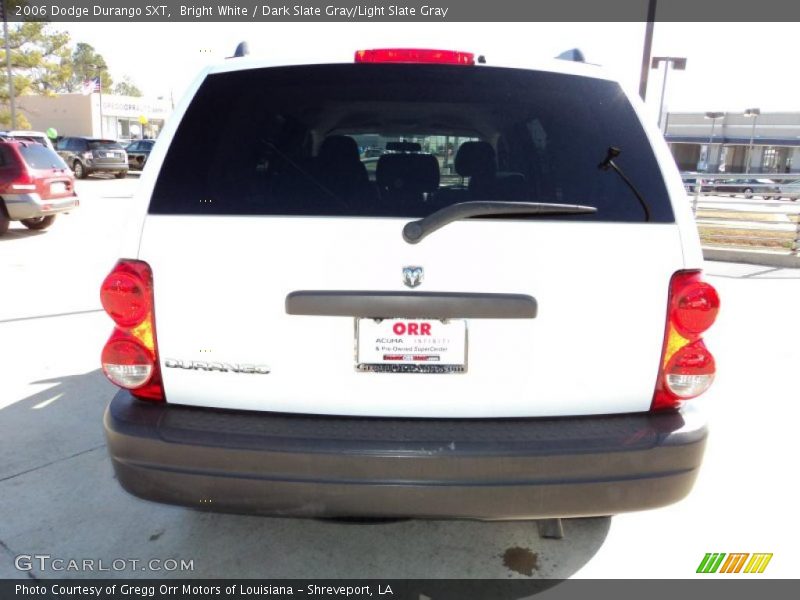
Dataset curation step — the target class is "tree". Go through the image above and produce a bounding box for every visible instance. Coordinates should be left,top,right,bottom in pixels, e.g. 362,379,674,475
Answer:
0,22,73,126
113,76,143,97
67,42,113,93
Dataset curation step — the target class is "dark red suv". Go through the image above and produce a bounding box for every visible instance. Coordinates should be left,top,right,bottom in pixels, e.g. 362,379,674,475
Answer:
0,140,78,235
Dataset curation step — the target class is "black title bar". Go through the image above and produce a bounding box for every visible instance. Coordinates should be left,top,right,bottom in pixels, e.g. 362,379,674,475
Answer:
4,0,800,22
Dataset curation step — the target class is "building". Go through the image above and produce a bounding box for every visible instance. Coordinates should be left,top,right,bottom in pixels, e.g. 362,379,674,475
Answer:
18,93,172,140
665,111,800,174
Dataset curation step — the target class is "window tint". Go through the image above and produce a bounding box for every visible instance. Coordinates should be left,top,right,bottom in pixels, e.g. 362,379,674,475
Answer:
151,65,674,222
89,140,123,150
19,144,67,170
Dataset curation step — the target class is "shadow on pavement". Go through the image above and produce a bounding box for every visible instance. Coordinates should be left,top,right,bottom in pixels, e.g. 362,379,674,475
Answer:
0,369,112,481
0,369,611,582
0,228,48,242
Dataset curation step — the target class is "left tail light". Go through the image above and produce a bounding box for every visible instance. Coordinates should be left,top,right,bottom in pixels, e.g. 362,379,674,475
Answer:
652,270,720,411
100,260,165,401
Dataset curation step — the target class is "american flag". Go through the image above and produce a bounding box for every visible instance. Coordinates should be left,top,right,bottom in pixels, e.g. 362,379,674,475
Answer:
81,77,101,95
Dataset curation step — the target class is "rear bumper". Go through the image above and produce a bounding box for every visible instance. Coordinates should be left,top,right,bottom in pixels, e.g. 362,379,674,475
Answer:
3,193,79,220
104,390,707,520
86,162,127,173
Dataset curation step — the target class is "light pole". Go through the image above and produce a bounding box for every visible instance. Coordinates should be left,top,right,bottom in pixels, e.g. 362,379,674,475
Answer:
2,3,15,129
704,111,724,172
651,56,687,132
638,0,658,100
744,107,760,174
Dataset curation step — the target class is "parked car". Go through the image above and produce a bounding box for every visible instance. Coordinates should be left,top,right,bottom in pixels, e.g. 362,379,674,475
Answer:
682,175,714,193
0,140,78,235
775,179,800,201
55,136,128,179
0,130,56,151
124,139,155,170
713,178,779,199
101,46,719,521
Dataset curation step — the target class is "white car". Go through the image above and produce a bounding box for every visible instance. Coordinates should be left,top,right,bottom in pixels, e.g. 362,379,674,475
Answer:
101,46,719,520
0,130,55,151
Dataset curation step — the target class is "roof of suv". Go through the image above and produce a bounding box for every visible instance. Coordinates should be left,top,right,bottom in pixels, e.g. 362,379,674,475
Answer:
206,51,612,82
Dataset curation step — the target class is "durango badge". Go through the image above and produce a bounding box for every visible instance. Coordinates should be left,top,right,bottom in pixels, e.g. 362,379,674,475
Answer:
164,359,271,374
402,266,424,288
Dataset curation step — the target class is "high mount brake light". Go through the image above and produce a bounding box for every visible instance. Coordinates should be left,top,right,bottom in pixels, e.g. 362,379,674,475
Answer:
100,260,165,401
355,48,475,65
652,270,719,411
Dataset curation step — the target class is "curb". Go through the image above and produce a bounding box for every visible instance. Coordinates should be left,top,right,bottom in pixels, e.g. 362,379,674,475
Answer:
703,247,800,269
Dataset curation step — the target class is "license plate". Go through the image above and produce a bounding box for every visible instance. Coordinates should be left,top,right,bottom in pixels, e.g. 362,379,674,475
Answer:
106,152,116,158
356,318,467,373
50,182,67,194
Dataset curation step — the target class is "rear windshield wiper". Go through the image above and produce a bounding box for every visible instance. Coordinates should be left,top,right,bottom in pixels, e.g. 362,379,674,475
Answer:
402,201,597,244
598,146,651,222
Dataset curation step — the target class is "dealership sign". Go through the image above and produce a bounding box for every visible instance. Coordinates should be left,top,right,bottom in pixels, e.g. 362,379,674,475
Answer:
100,97,169,118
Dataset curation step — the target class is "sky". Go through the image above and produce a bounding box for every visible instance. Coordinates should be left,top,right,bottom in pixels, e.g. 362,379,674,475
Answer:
54,21,800,120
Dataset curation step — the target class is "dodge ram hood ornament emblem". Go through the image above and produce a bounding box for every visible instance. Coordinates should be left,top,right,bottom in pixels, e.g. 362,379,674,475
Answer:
402,266,424,288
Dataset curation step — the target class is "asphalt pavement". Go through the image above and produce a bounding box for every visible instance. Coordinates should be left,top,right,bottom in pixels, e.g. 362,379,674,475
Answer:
1,177,798,579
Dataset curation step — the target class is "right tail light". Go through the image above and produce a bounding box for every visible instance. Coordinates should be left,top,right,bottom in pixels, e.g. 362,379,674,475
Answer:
651,270,720,411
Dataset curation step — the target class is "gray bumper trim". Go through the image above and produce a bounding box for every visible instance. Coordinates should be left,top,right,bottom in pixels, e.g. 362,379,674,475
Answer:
3,193,78,220
104,390,707,520
286,291,537,319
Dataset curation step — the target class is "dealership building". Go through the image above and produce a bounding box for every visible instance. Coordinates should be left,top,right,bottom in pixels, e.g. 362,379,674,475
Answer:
18,93,172,140
665,111,800,174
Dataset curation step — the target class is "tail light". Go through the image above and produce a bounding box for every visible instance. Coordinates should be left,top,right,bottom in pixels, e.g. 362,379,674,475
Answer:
652,270,720,411
3,168,36,192
355,48,475,65
100,260,165,401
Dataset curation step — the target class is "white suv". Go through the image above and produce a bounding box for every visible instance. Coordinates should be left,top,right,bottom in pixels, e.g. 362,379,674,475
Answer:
101,47,719,520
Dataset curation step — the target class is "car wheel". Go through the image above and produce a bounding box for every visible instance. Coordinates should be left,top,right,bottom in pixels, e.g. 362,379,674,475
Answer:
743,187,753,199
136,156,145,170
20,215,56,230
73,161,87,179
0,204,10,235
114,172,128,179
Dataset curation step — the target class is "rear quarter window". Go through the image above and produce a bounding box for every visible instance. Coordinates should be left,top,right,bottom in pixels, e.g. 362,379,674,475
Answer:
19,145,67,170
150,64,674,223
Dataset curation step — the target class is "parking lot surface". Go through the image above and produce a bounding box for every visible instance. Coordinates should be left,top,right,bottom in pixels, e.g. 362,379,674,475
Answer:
1,178,798,579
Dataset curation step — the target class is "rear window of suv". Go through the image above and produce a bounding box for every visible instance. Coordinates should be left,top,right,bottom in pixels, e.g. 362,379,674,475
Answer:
89,140,123,150
19,144,68,170
151,64,674,222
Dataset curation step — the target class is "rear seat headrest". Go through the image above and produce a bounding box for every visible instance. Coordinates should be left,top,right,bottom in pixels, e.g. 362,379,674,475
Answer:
455,141,497,177
376,153,440,193
318,135,361,163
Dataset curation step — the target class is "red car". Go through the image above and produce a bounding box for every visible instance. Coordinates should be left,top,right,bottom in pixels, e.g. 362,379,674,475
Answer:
0,140,78,235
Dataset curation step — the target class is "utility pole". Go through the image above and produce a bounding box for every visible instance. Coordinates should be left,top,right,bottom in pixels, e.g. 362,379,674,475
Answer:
2,3,16,129
638,0,658,100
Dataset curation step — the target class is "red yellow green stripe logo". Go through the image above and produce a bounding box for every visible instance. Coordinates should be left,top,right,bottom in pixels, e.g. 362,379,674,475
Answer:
697,553,773,573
